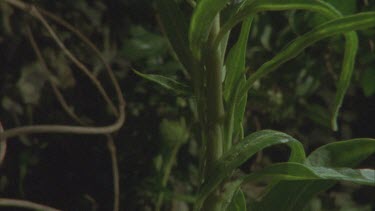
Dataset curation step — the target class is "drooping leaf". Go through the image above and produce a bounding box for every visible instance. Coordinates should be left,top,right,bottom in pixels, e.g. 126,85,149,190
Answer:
306,138,375,168
218,0,343,44
132,69,192,96
248,138,375,211
156,0,194,71
216,0,365,131
331,33,358,131
195,130,306,210
240,12,375,110
243,162,375,186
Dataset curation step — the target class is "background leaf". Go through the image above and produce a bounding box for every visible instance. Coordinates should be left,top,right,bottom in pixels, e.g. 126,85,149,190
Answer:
132,69,192,96
156,0,194,71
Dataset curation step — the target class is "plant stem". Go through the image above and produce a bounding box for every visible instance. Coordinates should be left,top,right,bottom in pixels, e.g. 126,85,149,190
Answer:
202,15,225,211
155,144,181,211
204,15,224,177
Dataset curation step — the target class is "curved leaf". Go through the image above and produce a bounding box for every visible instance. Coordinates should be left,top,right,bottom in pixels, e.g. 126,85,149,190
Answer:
244,162,375,186
240,12,375,108
248,138,375,211
306,138,375,167
132,69,192,96
195,130,306,210
331,34,358,130
215,0,363,131
217,0,343,47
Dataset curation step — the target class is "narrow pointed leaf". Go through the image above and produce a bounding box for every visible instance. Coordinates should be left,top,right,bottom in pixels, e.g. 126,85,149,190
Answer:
218,0,343,44
156,0,194,71
224,17,252,101
223,17,252,151
241,12,375,103
331,34,358,131
249,138,375,211
216,0,363,131
306,138,375,167
132,69,192,96
195,130,306,210
244,162,375,186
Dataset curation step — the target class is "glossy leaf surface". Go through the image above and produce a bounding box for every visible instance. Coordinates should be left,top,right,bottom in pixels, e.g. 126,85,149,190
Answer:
195,130,306,210
248,138,375,211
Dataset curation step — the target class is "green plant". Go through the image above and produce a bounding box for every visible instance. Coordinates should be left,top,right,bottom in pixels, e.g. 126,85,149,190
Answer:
134,0,375,210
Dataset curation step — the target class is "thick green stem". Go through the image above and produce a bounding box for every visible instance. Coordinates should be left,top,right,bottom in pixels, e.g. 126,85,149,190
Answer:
205,15,224,177
201,15,225,211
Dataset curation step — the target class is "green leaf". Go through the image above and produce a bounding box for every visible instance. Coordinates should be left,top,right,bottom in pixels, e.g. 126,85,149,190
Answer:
156,0,194,71
239,12,375,121
223,17,252,151
189,0,231,58
218,0,343,43
331,33,358,131
320,0,356,16
306,138,375,168
132,69,192,96
216,0,365,131
248,138,375,211
244,162,375,186
227,189,246,211
224,17,252,101
195,130,306,210
122,26,168,61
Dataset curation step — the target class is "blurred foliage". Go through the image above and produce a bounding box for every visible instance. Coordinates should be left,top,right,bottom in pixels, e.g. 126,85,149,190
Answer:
0,0,374,210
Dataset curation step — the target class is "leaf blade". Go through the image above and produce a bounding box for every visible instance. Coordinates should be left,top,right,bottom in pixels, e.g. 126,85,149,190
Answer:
249,138,375,211
132,69,192,96
195,130,306,210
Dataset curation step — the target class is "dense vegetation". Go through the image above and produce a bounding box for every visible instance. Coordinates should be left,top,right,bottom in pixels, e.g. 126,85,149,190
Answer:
0,0,374,210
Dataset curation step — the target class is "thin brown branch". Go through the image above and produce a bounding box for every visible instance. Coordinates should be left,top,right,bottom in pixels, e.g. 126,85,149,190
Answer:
106,135,120,211
36,6,125,110
26,26,88,126
0,107,124,140
5,0,118,116
0,198,61,211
